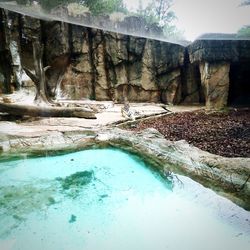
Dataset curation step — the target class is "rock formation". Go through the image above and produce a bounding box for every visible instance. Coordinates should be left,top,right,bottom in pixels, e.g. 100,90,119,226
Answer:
188,40,250,108
199,62,230,110
0,8,250,110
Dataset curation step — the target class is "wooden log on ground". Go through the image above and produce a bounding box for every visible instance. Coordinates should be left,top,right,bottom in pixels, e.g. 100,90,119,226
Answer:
0,103,97,119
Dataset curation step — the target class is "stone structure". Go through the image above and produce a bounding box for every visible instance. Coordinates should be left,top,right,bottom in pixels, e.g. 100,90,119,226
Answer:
0,8,250,109
188,40,250,108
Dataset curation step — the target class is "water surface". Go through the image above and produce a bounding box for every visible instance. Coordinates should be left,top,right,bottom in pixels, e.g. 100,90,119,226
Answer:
0,148,249,250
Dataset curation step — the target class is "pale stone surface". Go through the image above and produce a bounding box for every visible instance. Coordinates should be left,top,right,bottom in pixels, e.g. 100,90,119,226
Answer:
0,102,168,131
199,61,230,110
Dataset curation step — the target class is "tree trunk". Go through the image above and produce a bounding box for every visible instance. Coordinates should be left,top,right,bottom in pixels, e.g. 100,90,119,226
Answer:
32,39,49,104
0,103,96,119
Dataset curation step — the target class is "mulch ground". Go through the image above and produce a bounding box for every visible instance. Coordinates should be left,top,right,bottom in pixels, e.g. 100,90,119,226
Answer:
126,108,250,158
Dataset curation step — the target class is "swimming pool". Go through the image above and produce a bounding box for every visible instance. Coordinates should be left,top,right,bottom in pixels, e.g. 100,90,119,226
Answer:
0,148,249,250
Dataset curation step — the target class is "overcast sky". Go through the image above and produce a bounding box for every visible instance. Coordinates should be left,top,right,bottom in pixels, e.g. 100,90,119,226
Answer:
124,0,250,40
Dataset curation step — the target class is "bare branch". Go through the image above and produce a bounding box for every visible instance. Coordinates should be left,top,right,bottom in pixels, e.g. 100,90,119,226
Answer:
23,67,39,87
44,66,51,72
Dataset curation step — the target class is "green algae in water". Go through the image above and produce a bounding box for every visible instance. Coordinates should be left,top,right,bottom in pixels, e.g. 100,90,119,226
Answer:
56,170,94,198
0,182,57,237
68,214,77,223
0,184,56,215
0,148,250,250
56,170,94,190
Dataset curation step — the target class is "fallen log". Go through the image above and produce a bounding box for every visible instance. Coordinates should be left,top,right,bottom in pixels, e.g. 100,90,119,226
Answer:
0,103,97,119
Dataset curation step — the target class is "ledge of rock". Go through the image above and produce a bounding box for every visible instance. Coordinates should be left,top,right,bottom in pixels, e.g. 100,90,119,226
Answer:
188,40,250,63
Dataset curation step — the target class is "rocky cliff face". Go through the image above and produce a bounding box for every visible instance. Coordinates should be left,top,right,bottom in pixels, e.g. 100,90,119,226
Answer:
188,40,250,108
0,8,250,109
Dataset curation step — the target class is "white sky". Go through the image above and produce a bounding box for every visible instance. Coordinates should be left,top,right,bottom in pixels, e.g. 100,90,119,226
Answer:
124,0,250,40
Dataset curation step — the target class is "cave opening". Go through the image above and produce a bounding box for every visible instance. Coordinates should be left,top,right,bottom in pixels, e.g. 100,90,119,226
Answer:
228,62,250,106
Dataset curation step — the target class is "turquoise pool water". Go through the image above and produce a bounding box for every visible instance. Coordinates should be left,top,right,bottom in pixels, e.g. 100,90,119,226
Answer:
0,148,249,250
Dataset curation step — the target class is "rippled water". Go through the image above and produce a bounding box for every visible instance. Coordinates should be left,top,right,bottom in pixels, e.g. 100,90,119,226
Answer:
0,148,249,250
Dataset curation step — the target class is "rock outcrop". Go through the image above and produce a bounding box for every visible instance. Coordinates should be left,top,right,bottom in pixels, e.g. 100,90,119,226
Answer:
188,40,250,108
0,8,250,109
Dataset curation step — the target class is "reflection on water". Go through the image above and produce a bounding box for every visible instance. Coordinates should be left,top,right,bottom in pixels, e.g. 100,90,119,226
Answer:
0,148,250,250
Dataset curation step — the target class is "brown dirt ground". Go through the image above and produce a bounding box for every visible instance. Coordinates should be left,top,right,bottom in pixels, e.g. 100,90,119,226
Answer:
126,108,250,158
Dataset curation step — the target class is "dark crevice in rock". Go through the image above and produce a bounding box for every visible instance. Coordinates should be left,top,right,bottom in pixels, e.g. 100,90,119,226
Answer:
68,23,74,58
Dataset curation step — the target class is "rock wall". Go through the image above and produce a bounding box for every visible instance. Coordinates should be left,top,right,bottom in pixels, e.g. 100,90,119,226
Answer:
188,40,250,108
0,8,250,109
199,62,230,110
0,9,20,93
